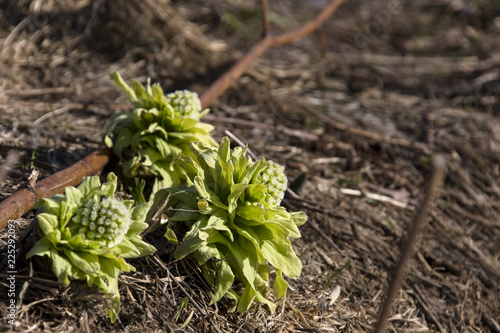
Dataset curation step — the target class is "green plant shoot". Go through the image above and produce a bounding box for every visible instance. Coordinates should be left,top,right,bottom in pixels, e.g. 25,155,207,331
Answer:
104,72,218,188
149,137,307,313
26,173,157,322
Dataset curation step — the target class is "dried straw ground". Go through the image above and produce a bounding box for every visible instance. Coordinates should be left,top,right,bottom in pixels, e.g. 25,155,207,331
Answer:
1,0,499,332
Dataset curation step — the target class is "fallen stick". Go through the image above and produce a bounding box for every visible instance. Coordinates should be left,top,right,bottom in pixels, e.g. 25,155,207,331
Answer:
0,0,347,229
0,149,111,229
373,154,447,333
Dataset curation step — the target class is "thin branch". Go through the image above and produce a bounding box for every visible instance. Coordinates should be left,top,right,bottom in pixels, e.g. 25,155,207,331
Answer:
224,130,258,160
308,105,433,155
373,154,447,333
199,0,347,107
261,0,271,36
0,148,111,229
34,106,73,125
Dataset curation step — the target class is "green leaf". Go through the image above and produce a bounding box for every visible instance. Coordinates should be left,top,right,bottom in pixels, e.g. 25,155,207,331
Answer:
254,290,277,313
235,202,266,222
237,286,257,313
213,259,235,302
155,137,172,158
217,137,231,163
273,269,288,300
146,188,171,222
174,220,207,259
224,289,240,313
151,84,165,108
34,195,64,214
178,117,199,130
194,176,228,211
63,186,82,206
57,201,73,230
130,201,152,225
260,239,302,279
175,154,201,181
130,81,150,109
51,251,73,287
227,184,248,221
265,208,302,239
114,238,138,257
101,254,132,274
129,130,142,151
63,249,100,274
192,141,218,171
37,213,59,235
290,211,308,227
226,235,259,288
245,183,267,202
122,237,157,258
241,158,266,184
110,72,137,105
164,221,179,244
113,128,132,158
104,135,113,148
67,233,86,249
26,237,53,259
217,159,235,201
127,220,149,238
107,296,120,324
45,230,62,247
169,202,198,221
78,176,101,199
101,173,118,198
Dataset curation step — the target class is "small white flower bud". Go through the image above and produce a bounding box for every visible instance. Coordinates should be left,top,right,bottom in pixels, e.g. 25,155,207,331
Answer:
70,196,132,248
256,160,287,207
97,226,106,235
166,90,202,118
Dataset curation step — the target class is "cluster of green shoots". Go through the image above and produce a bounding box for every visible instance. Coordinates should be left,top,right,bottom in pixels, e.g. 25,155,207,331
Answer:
27,73,307,322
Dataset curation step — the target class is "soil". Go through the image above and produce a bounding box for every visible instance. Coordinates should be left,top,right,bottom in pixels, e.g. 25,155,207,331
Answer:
1,0,499,332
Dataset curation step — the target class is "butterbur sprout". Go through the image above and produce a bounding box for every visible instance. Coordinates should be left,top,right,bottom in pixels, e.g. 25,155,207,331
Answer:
104,72,218,188
26,173,156,323
148,137,308,313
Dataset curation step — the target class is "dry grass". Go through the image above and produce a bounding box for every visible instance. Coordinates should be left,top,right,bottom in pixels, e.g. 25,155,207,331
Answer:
1,0,499,332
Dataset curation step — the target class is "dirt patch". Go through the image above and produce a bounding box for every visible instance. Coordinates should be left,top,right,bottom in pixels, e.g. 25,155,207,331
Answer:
1,0,499,332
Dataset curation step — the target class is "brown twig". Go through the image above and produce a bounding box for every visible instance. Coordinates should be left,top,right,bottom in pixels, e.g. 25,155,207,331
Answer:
373,154,447,333
199,0,347,108
0,148,111,229
0,0,346,229
261,0,271,36
310,107,433,155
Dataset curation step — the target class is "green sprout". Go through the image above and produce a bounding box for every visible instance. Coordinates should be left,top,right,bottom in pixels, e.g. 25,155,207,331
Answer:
26,173,156,322
149,137,307,313
104,72,218,188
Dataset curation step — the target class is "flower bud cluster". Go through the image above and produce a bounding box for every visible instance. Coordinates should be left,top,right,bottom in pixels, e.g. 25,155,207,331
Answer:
167,90,202,118
71,197,131,248
256,160,287,206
